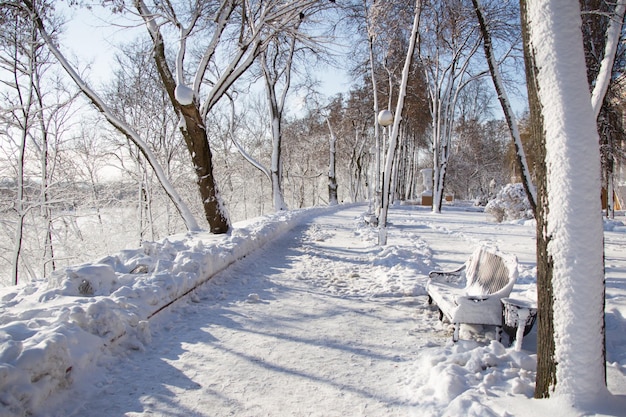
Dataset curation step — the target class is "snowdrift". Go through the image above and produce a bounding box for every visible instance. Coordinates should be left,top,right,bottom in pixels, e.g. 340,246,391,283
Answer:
0,208,319,416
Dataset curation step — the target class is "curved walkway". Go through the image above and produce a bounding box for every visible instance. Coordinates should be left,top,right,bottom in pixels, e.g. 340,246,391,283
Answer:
51,205,442,416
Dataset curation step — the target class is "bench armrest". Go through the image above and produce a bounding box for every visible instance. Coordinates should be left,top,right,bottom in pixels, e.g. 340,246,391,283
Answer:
428,265,466,285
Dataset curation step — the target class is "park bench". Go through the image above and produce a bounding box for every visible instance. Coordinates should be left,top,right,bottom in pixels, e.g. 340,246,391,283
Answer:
426,245,518,342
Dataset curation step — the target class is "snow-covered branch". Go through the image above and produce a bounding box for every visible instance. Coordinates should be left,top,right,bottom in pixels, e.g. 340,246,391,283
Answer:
192,0,235,94
226,94,271,181
590,1,626,119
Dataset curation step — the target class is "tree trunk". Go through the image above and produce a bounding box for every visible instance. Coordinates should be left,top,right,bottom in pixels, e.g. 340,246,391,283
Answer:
525,0,607,400
378,0,421,245
432,150,448,213
146,14,228,233
179,104,230,233
520,0,557,398
327,118,338,206
10,14,38,285
366,26,382,216
12,126,28,286
270,115,288,212
33,38,56,277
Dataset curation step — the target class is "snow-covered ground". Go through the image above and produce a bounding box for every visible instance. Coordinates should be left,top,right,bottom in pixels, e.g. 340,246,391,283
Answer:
1,203,625,416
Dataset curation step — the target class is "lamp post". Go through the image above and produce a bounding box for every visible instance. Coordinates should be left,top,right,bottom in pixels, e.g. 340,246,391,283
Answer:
376,110,393,217
377,110,393,245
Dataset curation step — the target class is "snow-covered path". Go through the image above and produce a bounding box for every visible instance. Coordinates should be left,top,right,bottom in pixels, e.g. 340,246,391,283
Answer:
49,205,444,416
34,203,626,417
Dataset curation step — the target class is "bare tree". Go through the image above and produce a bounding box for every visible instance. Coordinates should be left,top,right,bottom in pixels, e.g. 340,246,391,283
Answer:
0,1,86,285
363,0,384,216
258,32,299,212
1,2,52,284
20,0,329,233
104,39,189,241
134,0,334,228
18,0,201,232
419,0,486,213
447,118,510,201
472,0,537,212
347,0,430,219
224,92,274,218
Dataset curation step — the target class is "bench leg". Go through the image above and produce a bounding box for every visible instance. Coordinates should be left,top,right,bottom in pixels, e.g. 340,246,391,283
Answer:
428,295,433,305
495,326,502,343
452,323,459,342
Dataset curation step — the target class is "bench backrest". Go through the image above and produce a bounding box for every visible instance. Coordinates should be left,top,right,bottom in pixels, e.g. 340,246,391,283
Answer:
465,247,514,296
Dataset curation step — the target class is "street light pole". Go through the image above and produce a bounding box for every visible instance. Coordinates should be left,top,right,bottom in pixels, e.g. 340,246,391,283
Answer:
377,110,394,215
377,110,393,244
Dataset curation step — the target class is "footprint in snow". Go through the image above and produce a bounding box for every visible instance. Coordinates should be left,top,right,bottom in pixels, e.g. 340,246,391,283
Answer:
246,293,261,303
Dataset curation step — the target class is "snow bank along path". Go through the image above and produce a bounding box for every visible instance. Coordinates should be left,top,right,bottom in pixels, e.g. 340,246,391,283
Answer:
0,207,323,416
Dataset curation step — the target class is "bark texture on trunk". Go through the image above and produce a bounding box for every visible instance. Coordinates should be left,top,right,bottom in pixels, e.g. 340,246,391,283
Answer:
520,0,556,397
179,104,230,233
149,15,229,233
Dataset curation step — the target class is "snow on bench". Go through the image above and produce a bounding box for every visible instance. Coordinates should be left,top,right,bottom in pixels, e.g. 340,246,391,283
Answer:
426,246,518,342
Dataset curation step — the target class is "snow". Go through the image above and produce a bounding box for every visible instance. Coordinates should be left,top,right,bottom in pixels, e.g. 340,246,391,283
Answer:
485,183,533,222
529,0,607,402
1,203,626,416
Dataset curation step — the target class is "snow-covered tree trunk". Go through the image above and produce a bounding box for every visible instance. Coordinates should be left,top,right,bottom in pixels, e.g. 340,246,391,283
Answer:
269,115,288,211
519,0,556,396
590,1,626,219
367,31,382,216
264,70,287,213
260,33,298,212
527,0,607,402
431,91,458,213
327,118,339,206
378,0,421,245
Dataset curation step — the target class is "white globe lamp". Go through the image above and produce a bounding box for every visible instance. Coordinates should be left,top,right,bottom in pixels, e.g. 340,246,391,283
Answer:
377,110,393,127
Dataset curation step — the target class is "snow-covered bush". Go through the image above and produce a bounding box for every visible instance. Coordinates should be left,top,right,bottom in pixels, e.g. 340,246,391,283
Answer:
485,183,533,222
